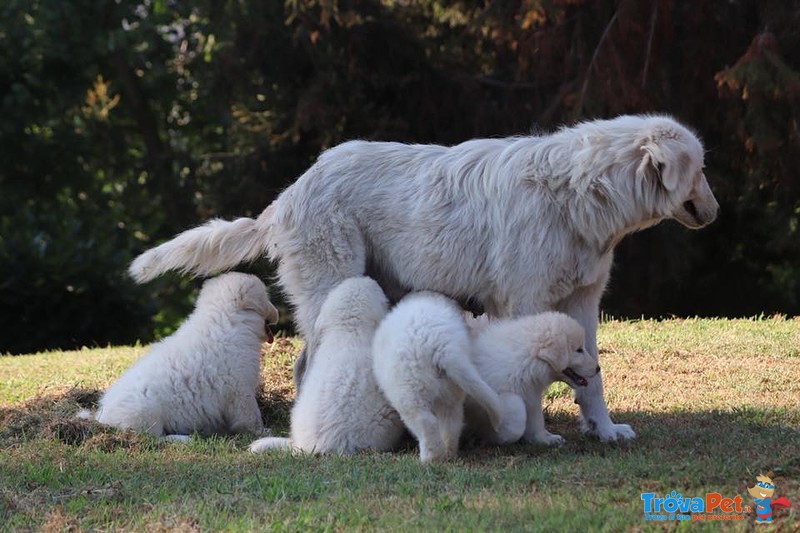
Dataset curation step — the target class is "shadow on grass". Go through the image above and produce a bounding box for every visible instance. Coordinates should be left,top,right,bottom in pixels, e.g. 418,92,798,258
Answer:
0,386,296,448
2,389,798,484
463,407,800,488
1,390,798,531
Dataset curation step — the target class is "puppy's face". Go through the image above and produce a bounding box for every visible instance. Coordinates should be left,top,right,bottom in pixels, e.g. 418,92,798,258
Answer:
199,272,279,343
537,319,598,388
235,276,279,343
636,118,719,229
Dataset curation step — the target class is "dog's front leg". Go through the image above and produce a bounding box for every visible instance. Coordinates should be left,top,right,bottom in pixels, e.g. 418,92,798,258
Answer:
559,283,635,442
573,370,634,442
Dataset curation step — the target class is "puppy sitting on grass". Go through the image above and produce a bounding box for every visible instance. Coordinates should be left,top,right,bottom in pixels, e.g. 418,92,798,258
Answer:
465,311,599,446
372,292,522,463
249,277,405,455
79,272,278,440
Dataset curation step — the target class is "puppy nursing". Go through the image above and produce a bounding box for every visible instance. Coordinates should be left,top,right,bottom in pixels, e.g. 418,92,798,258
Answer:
372,292,515,463
85,273,278,440
466,312,597,446
249,277,405,455
129,114,720,444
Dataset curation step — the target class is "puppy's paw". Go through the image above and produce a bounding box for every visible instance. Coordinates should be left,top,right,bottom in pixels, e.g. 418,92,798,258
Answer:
527,432,565,447
162,434,191,443
522,430,567,446
580,417,636,442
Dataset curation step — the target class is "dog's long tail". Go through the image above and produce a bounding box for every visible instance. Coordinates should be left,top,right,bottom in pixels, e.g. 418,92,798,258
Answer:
128,204,276,283
442,357,506,432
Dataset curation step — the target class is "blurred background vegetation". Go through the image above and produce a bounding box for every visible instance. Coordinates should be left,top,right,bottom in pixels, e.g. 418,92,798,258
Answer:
1,0,798,354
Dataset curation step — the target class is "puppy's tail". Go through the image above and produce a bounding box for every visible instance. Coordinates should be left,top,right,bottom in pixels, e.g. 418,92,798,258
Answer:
443,358,506,432
249,436,293,454
129,204,276,283
493,393,527,444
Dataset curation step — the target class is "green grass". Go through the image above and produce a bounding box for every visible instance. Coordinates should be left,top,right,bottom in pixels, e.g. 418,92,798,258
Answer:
1,320,799,531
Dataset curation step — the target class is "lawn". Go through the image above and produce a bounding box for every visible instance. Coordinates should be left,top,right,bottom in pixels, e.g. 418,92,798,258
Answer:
1,318,798,531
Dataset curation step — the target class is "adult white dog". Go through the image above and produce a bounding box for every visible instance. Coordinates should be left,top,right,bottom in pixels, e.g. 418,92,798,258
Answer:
372,291,522,463
129,114,719,442
465,311,598,447
249,277,405,455
81,273,278,440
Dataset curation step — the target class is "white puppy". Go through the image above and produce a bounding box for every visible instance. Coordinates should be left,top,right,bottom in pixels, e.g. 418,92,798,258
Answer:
129,115,719,442
465,312,598,446
83,273,278,440
249,277,404,455
372,292,518,463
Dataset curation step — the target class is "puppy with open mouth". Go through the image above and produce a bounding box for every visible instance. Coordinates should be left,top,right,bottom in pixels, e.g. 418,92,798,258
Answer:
465,311,599,446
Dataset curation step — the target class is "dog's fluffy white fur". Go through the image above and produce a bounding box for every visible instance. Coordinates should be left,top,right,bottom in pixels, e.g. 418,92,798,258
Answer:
129,114,719,442
372,292,518,462
465,311,598,446
249,277,404,455
85,273,278,439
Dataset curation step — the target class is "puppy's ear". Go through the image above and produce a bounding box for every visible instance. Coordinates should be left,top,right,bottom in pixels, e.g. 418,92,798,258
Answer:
534,339,567,373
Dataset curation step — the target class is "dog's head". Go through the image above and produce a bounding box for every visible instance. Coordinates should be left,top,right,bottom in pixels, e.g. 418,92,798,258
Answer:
315,277,389,335
199,272,279,340
530,312,598,388
634,116,719,229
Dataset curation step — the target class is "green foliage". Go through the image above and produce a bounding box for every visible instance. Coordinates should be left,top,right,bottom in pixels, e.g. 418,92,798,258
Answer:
1,0,799,352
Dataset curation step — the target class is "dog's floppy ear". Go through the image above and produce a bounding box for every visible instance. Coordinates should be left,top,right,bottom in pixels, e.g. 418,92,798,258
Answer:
636,132,693,192
636,138,678,191
535,337,567,372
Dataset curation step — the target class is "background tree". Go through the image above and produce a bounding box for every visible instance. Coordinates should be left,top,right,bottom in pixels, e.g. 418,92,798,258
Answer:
1,0,798,354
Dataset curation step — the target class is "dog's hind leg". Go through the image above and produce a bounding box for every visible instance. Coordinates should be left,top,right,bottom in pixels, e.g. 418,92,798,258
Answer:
439,405,464,458
404,410,447,463
276,213,368,389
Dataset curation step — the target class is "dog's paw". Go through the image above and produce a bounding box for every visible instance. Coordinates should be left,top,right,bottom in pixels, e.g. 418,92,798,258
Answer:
580,417,636,442
522,431,565,446
534,432,566,446
162,434,191,443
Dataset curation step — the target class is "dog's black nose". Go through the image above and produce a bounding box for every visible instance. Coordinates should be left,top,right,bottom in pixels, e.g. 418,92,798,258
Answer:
595,366,601,374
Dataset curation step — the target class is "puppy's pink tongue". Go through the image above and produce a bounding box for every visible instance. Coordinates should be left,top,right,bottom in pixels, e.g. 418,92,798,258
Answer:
265,325,274,344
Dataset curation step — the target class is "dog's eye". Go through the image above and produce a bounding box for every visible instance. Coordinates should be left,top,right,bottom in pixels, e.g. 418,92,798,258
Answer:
577,347,584,353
